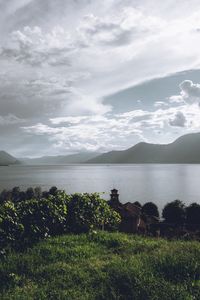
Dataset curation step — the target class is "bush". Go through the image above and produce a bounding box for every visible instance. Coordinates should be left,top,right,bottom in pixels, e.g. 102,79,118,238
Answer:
68,193,121,233
0,201,24,251
0,190,120,251
17,191,70,243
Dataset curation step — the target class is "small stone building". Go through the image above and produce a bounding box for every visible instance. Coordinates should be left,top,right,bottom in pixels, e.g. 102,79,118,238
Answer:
108,189,159,235
108,189,144,233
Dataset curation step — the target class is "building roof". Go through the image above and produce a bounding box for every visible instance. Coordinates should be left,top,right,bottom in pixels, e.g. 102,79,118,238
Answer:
117,202,141,219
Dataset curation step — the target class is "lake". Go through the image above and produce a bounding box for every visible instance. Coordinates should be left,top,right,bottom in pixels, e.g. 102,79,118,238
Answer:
0,164,200,210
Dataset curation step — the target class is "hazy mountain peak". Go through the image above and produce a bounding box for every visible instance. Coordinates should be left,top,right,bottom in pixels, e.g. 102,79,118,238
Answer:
0,150,19,165
87,132,200,164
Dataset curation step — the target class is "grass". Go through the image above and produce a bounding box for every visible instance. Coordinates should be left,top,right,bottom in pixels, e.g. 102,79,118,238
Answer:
0,232,200,300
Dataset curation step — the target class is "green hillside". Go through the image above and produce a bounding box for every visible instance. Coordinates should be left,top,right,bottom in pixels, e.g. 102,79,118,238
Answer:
0,232,199,300
87,133,200,163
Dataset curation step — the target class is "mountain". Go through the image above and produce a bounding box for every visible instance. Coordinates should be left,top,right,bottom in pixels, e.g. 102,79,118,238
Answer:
87,133,200,164
0,151,19,166
22,152,101,165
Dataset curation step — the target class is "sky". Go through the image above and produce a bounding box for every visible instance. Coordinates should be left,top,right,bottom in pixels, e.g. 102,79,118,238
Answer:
1,0,200,157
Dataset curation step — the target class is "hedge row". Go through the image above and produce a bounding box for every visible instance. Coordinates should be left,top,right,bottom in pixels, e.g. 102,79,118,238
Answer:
0,191,121,254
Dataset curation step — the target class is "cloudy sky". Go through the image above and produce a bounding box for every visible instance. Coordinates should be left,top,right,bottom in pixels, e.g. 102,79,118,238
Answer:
1,0,200,157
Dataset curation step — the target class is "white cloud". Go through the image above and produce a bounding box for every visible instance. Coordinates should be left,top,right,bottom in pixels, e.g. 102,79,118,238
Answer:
169,80,200,105
1,26,75,66
22,98,200,153
179,80,200,103
22,114,143,153
1,1,200,155
77,9,161,48
169,111,187,127
154,101,169,108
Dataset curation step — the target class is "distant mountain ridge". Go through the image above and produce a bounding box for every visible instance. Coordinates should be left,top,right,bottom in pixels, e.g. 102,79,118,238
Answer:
2,133,200,165
0,151,19,166
22,152,101,165
87,133,200,164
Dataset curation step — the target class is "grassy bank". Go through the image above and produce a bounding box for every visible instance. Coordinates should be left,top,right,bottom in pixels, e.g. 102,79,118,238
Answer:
0,232,200,300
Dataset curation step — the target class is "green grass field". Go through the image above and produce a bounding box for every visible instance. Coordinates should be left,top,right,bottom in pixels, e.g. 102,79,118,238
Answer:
0,232,200,300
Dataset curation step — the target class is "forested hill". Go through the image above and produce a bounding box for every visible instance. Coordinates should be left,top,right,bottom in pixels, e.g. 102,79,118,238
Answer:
0,151,19,166
21,152,101,165
87,133,200,163
3,133,200,165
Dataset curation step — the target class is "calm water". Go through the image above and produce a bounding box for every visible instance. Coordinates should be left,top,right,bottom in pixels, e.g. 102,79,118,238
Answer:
0,164,200,210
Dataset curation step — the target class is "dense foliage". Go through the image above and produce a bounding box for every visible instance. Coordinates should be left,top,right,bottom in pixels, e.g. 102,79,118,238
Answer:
68,193,121,233
0,187,121,253
186,203,200,228
162,200,186,224
0,201,24,251
0,187,200,298
0,186,200,254
17,193,69,242
142,202,159,217
0,232,199,299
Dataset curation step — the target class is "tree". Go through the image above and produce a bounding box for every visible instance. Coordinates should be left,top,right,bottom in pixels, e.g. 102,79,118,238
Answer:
19,191,26,202
0,189,11,204
42,190,49,198
162,200,186,224
12,187,21,202
186,203,200,227
25,187,35,200
68,193,121,233
34,186,42,199
49,186,58,196
142,202,159,217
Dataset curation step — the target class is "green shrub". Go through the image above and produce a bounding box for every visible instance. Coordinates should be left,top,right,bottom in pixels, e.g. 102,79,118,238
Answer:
68,193,121,233
0,191,120,251
17,192,70,243
0,201,24,251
